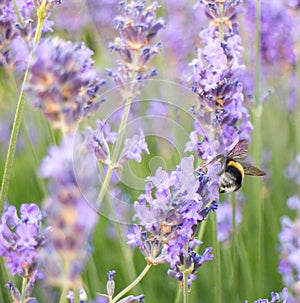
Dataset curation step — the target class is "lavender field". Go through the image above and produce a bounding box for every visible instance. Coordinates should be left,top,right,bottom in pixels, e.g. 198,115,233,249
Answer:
0,0,300,302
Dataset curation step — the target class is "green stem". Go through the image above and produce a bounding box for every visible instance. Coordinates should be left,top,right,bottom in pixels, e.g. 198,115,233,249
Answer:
111,264,152,303
58,286,68,303
59,259,70,303
74,288,80,303
211,212,221,303
0,0,47,211
96,92,135,207
231,193,237,302
174,285,182,303
253,0,263,296
20,276,28,303
183,271,189,303
12,0,23,26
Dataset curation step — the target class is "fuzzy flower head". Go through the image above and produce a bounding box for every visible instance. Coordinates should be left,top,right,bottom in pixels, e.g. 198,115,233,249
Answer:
0,203,45,301
106,0,164,97
0,0,61,71
278,157,300,300
128,155,213,286
29,37,105,133
39,134,99,288
278,197,300,300
0,202,45,278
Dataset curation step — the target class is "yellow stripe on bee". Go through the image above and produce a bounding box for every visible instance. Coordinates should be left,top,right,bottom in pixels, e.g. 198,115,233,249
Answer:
227,160,244,180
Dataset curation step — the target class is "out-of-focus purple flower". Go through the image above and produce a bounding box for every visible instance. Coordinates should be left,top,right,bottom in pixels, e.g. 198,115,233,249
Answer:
118,129,150,164
85,0,118,40
217,195,243,243
284,155,300,185
285,0,300,9
278,158,300,301
159,0,207,79
106,0,164,98
245,0,296,66
28,37,105,133
51,0,90,33
39,134,99,289
0,203,45,301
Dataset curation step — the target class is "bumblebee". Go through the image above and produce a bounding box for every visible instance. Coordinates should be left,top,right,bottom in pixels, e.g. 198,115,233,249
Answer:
217,139,266,193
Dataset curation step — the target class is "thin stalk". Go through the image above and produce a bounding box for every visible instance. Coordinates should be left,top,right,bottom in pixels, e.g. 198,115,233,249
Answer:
74,288,80,303
20,276,28,303
96,73,136,207
183,271,189,303
12,0,23,25
0,0,48,211
111,264,152,303
59,259,70,303
211,212,221,303
174,285,182,303
253,0,263,296
0,2,47,301
231,193,238,302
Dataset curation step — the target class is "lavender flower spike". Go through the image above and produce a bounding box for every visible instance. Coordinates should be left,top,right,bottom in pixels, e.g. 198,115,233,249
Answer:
128,156,213,287
107,0,164,97
29,37,105,133
186,0,253,201
39,134,98,289
0,202,45,301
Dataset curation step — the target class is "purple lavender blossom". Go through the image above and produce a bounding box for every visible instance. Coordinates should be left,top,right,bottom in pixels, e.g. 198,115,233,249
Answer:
0,203,45,301
106,0,164,98
186,0,252,201
278,157,300,301
245,291,281,303
118,128,150,164
0,0,61,71
128,156,213,287
39,134,99,288
168,246,213,290
0,202,45,276
29,37,105,133
84,120,117,165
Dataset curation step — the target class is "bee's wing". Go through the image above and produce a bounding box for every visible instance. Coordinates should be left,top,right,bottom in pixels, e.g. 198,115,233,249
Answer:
227,139,248,161
241,162,266,176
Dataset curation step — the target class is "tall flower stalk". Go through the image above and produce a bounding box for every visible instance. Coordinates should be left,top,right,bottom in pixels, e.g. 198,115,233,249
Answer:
187,0,253,300
96,0,164,207
0,1,61,301
0,0,60,212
